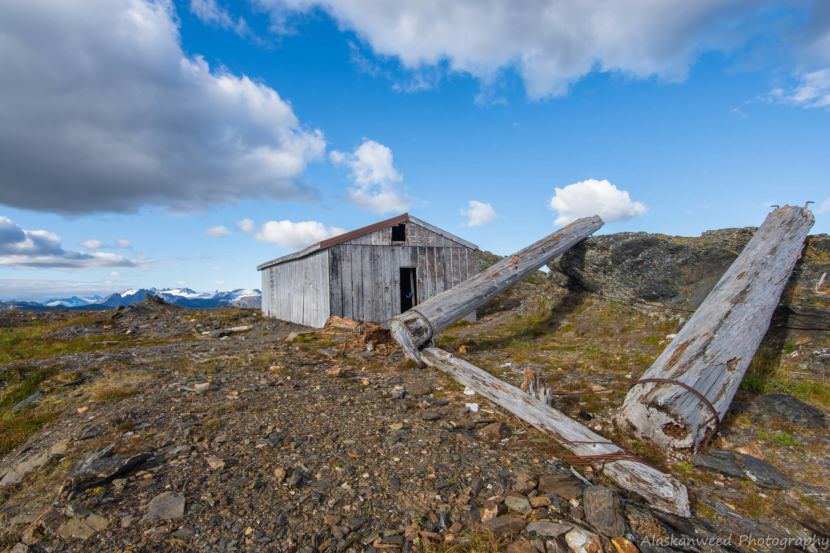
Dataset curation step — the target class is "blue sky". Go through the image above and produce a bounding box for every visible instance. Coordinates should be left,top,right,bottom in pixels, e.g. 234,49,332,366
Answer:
1,0,829,299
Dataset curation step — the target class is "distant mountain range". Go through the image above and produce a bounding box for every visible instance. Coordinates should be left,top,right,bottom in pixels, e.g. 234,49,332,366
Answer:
0,288,261,311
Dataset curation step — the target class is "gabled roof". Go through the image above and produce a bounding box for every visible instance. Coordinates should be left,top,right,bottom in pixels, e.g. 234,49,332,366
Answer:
257,213,477,271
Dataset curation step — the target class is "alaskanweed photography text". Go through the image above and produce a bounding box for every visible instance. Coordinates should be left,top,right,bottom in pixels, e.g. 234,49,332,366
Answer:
642,534,830,550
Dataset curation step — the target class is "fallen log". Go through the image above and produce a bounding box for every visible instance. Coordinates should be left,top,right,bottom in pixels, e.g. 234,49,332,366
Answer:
390,216,603,363
421,347,690,517
618,206,815,452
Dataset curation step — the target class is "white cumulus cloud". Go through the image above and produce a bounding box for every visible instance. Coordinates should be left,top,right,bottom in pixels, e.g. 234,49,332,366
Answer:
82,239,131,249
258,0,755,99
81,240,104,250
207,225,231,236
549,179,646,226
331,139,410,214
255,220,346,249
0,216,137,269
818,198,830,214
238,218,256,232
190,0,251,37
770,69,830,109
462,200,496,227
0,0,325,214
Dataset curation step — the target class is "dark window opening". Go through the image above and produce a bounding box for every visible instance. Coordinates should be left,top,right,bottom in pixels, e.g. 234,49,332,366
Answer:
400,267,417,312
391,223,406,242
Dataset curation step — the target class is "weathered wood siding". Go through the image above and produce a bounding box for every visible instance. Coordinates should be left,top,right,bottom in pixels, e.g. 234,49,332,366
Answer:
260,250,330,327
328,221,476,323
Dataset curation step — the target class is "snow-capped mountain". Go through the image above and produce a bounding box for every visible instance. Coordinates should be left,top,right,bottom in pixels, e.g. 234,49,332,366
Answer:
3,288,261,311
44,295,105,308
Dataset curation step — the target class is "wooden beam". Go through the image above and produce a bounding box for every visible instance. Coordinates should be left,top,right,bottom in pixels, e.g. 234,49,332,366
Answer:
421,347,691,517
618,206,815,452
390,216,603,363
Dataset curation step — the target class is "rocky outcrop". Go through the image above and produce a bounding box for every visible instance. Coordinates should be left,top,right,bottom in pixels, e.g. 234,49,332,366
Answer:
550,229,829,330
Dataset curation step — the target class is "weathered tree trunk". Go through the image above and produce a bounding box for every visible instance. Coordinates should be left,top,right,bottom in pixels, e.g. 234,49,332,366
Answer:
390,216,603,363
618,206,814,452
421,347,690,517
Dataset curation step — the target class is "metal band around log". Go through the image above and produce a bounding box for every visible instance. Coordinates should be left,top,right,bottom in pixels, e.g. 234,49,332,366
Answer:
631,377,721,427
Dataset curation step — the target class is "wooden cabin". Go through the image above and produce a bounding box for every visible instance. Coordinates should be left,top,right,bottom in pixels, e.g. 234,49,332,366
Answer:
257,213,479,327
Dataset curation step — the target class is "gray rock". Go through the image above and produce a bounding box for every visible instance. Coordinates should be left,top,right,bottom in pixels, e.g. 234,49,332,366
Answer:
564,527,602,553
692,449,792,489
538,472,583,500
692,449,745,478
749,394,826,429
552,230,829,331
738,453,792,489
287,468,307,488
172,527,194,540
504,495,532,515
582,486,625,537
405,381,434,397
526,520,573,538
12,390,42,413
143,492,185,522
56,513,108,541
68,444,153,492
476,422,512,440
1,440,69,487
483,515,526,538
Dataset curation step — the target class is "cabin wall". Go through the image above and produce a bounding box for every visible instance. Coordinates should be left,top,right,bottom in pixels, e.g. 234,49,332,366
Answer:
341,220,465,248
328,244,475,323
261,251,330,327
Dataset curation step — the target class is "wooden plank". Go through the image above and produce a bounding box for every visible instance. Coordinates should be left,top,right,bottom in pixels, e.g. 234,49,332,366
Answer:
392,248,402,314
381,247,393,319
433,248,446,294
350,246,363,322
368,246,381,321
341,247,354,319
421,347,690,517
362,246,374,321
416,246,429,301
390,216,603,361
619,206,815,451
329,249,342,318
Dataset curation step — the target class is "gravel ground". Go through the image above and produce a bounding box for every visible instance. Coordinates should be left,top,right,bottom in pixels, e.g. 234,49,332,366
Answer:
1,293,828,552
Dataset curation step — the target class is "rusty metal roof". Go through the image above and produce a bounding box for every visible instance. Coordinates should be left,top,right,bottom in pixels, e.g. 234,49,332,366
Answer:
257,213,477,271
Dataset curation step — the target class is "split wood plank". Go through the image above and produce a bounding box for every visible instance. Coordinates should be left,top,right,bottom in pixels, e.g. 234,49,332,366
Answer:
421,347,691,517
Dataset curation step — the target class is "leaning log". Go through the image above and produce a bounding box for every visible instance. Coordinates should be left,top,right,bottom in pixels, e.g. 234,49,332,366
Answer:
618,206,814,452
421,347,691,517
390,216,603,363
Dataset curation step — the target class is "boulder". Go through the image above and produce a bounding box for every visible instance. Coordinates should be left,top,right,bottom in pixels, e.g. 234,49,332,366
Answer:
582,486,626,537
526,520,573,538
551,230,829,331
748,394,826,429
65,444,153,493
565,527,603,553
143,492,185,522
504,495,532,515
692,449,792,489
538,472,583,500
483,515,526,538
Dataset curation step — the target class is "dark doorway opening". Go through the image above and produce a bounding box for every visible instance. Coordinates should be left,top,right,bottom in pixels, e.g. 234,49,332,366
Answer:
391,223,406,242
400,267,417,312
